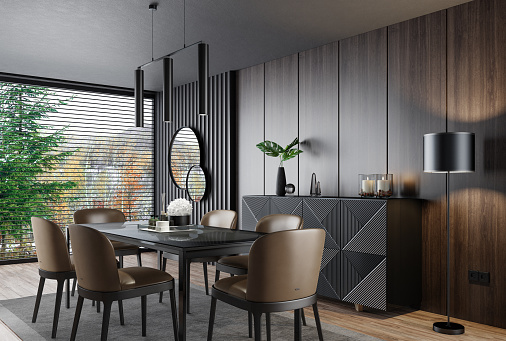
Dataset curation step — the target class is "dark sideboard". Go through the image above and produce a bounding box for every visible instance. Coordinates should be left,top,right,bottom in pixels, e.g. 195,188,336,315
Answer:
241,195,421,311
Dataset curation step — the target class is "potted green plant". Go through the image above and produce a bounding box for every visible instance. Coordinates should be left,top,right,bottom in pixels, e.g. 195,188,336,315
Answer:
256,137,303,196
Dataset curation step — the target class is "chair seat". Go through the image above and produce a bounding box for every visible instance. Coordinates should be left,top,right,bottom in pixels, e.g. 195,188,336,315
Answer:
217,255,248,270
213,275,247,300
118,267,173,290
111,241,138,250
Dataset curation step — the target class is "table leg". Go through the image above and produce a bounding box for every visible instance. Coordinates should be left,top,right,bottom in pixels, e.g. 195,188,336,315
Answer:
178,253,188,341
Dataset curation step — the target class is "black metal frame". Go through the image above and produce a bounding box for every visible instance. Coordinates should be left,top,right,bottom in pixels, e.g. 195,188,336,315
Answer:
71,281,178,341
32,268,76,338
208,288,323,341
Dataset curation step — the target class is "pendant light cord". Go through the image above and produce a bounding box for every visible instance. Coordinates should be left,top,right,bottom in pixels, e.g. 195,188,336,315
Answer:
151,8,154,61
183,0,186,48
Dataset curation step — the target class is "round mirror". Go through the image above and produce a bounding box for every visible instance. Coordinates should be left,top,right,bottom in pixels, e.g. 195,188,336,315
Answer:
186,165,206,202
169,127,201,189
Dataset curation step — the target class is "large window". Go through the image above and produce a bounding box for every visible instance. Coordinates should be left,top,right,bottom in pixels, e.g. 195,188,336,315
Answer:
0,81,154,261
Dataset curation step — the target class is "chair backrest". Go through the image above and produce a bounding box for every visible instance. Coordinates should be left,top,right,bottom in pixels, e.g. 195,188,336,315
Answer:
201,210,237,229
73,208,125,224
68,224,121,292
246,228,324,303
254,214,303,233
31,217,73,272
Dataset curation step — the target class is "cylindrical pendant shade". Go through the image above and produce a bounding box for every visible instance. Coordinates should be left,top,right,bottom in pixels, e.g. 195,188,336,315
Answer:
423,132,475,173
163,58,173,123
198,43,209,116
134,68,144,127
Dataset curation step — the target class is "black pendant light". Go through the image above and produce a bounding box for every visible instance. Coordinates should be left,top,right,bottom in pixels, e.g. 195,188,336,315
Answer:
135,1,209,124
163,58,173,122
198,43,209,116
134,68,144,128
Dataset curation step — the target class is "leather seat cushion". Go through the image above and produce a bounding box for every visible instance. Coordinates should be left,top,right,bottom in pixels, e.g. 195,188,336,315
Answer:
111,241,139,250
213,275,248,299
118,267,173,290
217,255,248,270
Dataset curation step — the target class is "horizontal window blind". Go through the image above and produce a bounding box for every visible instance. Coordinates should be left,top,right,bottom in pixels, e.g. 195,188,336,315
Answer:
0,81,154,261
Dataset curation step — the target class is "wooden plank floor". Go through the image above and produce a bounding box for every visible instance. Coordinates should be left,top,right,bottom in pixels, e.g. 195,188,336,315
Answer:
1,252,505,341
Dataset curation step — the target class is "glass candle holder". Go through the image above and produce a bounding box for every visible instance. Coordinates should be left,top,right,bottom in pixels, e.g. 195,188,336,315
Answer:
359,174,376,197
375,174,393,197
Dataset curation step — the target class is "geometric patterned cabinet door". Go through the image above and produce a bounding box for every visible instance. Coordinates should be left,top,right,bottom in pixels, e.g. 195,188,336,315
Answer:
241,196,421,311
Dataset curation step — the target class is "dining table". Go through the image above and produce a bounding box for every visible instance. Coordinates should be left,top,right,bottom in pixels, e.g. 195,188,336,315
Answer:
69,222,263,341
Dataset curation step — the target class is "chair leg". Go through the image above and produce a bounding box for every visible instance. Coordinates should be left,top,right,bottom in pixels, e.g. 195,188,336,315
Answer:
101,301,112,341
313,303,324,341
70,295,84,341
159,291,164,303
137,250,142,267
294,309,302,341
32,276,45,323
159,258,167,303
97,300,101,313
71,278,77,296
118,255,124,268
66,278,71,309
266,312,272,341
169,289,178,341
248,311,253,338
118,300,124,326
215,269,220,283
207,296,217,341
141,295,147,336
301,307,307,326
253,312,262,341
52,279,64,338
203,262,209,295
186,261,191,314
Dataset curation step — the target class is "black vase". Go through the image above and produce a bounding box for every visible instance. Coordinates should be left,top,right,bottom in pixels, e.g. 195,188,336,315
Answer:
276,167,286,196
171,215,190,226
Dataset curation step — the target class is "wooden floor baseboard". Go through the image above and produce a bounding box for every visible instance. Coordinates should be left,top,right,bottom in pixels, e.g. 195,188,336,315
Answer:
1,252,505,341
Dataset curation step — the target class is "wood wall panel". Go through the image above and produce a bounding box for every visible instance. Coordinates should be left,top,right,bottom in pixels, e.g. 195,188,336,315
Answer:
447,0,506,328
387,12,447,314
264,54,299,195
237,64,265,229
299,43,339,196
339,28,387,197
155,72,236,225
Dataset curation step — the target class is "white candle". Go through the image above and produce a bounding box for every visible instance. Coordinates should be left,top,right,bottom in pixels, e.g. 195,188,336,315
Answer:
377,179,390,192
361,179,374,194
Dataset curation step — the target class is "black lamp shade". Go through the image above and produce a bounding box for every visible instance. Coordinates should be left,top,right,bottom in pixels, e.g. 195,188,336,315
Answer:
134,68,144,127
423,132,475,173
163,58,173,123
198,43,209,116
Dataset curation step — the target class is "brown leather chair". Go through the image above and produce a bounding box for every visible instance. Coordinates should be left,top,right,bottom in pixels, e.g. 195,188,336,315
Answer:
207,228,325,341
73,208,142,268
160,209,237,304
31,217,76,338
69,224,178,341
215,213,304,337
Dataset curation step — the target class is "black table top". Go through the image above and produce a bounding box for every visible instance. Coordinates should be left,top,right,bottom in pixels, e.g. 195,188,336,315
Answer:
79,222,263,249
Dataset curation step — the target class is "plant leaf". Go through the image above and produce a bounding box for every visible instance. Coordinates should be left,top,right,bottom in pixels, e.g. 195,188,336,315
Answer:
284,137,299,152
256,140,283,157
281,148,303,162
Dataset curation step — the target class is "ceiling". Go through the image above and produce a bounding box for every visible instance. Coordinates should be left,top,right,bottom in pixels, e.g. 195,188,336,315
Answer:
0,0,471,91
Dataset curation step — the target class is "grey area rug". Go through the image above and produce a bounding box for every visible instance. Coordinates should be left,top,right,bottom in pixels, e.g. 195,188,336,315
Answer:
0,284,383,341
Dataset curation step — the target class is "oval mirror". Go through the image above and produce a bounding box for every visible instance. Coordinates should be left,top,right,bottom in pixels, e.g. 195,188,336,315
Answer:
186,165,206,202
169,127,201,189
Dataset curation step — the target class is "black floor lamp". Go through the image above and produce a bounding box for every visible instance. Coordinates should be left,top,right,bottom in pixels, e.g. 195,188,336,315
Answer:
423,132,475,335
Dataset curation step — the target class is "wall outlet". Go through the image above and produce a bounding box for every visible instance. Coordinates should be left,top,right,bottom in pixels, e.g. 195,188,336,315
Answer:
479,271,490,284
468,270,479,282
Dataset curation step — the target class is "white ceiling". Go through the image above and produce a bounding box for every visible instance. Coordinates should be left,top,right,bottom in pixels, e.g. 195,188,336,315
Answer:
0,0,471,90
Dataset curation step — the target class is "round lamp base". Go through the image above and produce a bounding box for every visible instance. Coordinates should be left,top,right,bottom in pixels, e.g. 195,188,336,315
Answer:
433,322,465,335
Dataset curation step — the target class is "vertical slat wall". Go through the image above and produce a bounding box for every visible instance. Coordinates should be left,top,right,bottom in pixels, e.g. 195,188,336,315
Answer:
234,0,506,330
155,72,236,224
